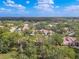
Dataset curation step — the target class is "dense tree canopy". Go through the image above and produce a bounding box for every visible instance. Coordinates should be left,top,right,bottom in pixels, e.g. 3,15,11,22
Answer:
0,20,79,59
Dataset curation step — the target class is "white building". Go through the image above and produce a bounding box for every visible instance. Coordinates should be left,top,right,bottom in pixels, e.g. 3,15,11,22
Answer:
48,24,53,27
10,27,17,32
22,24,29,31
0,26,4,28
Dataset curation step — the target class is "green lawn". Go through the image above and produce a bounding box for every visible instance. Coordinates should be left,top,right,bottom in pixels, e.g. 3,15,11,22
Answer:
0,51,16,59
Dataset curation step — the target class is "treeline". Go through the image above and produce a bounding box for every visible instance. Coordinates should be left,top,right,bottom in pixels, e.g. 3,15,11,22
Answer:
0,17,79,21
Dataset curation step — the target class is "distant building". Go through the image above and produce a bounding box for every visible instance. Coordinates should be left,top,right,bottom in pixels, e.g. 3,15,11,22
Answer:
7,23,14,26
16,28,22,32
30,30,36,36
48,24,53,27
64,27,69,31
63,36,76,46
22,23,29,31
40,29,53,35
10,26,17,32
0,25,4,28
68,32,75,37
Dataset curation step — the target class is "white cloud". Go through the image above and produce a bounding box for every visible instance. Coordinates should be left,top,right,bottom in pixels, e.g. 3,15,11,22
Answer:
59,5,79,17
34,0,54,12
26,1,30,4
0,8,11,13
64,5,79,13
77,0,79,1
37,0,54,4
3,0,25,10
55,6,60,8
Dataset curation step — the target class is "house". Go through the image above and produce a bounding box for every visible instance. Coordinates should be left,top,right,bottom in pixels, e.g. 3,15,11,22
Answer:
16,28,22,32
7,23,14,26
48,24,53,27
22,23,29,31
0,25,4,28
10,26,17,32
40,29,53,35
63,36,76,46
68,31,75,37
64,27,69,31
30,30,36,36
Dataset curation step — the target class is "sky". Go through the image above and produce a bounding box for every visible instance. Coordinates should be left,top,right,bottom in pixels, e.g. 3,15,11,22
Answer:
0,0,79,17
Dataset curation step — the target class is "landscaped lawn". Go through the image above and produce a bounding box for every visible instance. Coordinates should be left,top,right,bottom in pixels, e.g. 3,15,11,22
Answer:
0,51,16,59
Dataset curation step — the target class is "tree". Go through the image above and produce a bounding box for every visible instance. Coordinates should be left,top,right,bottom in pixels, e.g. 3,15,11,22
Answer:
0,32,14,53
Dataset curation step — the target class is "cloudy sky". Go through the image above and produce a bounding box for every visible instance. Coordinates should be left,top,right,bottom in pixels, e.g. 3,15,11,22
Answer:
0,0,79,17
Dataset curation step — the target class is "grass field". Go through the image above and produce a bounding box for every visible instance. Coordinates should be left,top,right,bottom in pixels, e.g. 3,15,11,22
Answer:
0,51,16,59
